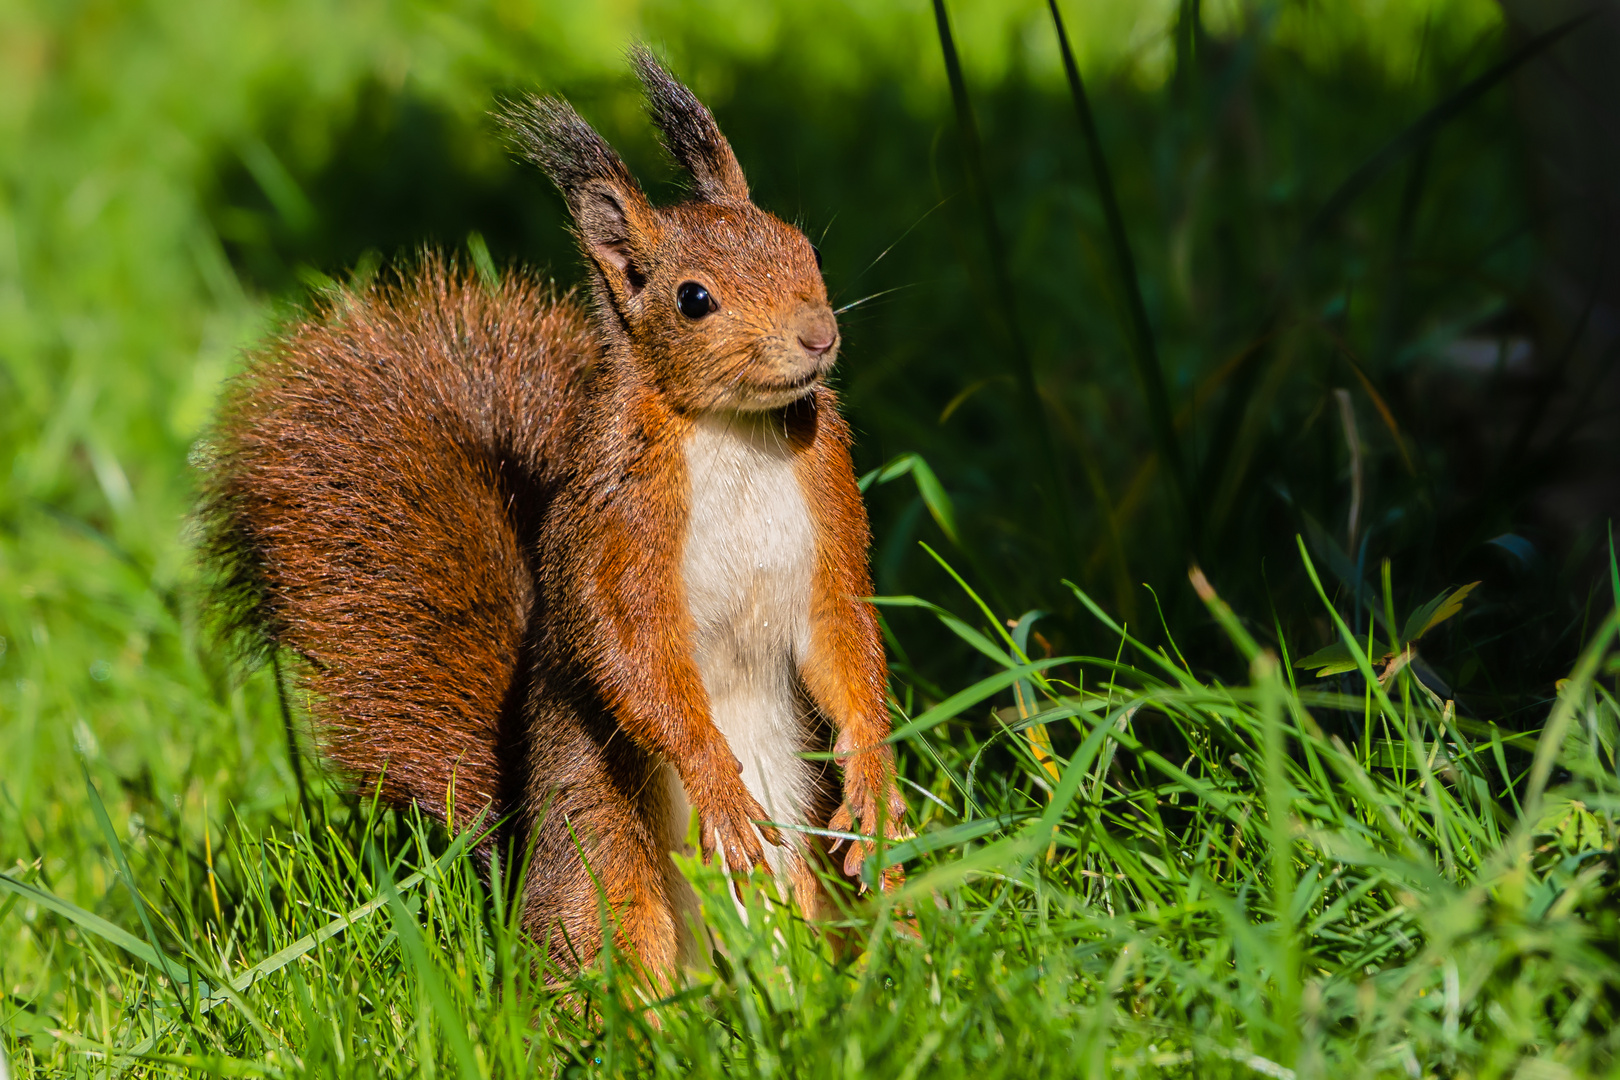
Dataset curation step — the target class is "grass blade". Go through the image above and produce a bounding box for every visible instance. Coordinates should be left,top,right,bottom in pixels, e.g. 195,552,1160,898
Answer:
857,452,960,544
373,843,484,1079
931,0,1073,557
870,594,1016,668
81,762,193,1009
271,652,313,824
1048,0,1195,547
467,230,499,291
0,870,187,984
887,657,1074,742
1610,521,1619,614
197,823,483,1014
864,813,1023,881
1523,608,1620,817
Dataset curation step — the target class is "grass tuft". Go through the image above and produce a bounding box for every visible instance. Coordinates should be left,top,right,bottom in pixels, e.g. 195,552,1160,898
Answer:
7,549,1620,1074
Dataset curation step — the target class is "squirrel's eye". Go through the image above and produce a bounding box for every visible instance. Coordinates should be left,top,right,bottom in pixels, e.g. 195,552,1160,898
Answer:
676,281,715,320
812,245,823,270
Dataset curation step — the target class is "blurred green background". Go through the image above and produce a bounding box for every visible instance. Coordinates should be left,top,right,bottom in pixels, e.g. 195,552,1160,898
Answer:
5,0,1614,730
5,0,1620,1042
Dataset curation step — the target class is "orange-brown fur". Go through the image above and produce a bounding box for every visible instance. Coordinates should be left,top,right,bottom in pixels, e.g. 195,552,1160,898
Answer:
200,48,906,982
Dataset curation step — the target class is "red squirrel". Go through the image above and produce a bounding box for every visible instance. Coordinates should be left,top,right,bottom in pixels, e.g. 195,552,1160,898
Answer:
201,48,909,979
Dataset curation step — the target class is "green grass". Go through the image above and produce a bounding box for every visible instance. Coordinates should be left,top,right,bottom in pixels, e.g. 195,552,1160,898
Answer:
6,551,1620,1076
7,0,1620,1076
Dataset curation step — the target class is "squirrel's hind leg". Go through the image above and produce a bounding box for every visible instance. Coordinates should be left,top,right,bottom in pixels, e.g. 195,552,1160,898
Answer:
519,720,687,990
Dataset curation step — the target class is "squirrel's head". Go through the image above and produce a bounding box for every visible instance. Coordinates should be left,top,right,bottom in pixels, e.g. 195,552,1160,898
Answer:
503,48,836,414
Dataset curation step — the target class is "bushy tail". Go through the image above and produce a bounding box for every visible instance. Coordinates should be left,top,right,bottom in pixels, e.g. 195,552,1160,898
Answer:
199,255,593,833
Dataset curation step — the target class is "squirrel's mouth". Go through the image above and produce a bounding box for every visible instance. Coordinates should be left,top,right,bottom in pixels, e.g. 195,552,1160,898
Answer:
722,369,823,413
735,363,825,403
761,367,824,393
718,347,832,411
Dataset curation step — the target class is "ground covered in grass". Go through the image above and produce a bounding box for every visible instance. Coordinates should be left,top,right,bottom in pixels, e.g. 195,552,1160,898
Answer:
7,0,1620,1076
6,562,1620,1076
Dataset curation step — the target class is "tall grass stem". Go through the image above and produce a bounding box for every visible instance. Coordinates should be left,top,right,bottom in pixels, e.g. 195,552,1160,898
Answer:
1048,0,1196,550
932,0,1075,564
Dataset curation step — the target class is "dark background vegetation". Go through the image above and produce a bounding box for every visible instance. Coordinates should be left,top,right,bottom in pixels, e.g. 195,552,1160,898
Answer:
201,2,1620,719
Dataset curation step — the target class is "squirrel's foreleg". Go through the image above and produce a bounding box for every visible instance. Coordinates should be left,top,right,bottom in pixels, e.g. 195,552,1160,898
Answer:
793,402,911,890
554,451,784,883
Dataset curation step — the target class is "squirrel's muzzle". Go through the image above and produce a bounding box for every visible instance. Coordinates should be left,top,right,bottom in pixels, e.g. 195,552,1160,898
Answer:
795,306,838,358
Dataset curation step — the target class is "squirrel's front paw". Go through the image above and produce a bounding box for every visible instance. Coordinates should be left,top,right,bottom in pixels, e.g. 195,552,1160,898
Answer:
828,799,911,891
697,788,781,878
828,738,911,891
684,743,782,878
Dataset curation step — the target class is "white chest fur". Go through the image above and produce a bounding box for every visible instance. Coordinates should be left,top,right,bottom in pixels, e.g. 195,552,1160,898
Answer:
680,410,816,870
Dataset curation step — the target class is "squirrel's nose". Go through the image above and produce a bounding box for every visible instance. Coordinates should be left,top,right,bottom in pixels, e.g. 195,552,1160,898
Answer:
799,331,835,356
796,307,838,357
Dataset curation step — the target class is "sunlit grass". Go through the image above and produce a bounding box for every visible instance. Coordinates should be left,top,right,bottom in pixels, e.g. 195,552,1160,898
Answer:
5,539,1620,1075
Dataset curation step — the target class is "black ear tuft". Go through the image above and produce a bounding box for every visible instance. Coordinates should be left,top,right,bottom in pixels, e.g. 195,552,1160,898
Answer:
630,45,751,206
498,94,639,201
498,95,655,301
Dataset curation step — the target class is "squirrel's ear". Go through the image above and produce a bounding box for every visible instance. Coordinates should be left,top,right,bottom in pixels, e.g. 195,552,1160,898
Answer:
631,45,750,207
500,94,657,297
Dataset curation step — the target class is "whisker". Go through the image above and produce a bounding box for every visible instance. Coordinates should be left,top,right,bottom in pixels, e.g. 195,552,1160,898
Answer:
834,285,914,316
818,213,839,246
832,197,948,300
